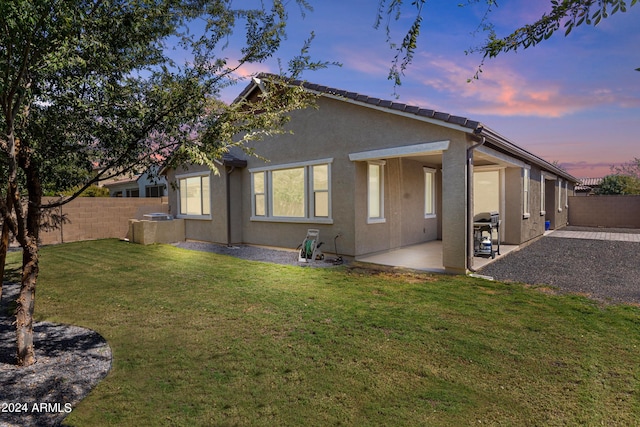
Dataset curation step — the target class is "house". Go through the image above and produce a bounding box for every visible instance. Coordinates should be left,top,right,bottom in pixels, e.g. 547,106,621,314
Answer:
163,74,578,274
102,167,168,198
574,177,602,196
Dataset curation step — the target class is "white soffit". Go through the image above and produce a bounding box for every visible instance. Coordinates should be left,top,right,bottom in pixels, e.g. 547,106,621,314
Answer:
348,140,450,162
475,144,525,168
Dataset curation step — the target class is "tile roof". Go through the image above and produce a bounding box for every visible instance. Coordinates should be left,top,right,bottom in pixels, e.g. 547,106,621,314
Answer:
578,177,603,186
238,74,483,131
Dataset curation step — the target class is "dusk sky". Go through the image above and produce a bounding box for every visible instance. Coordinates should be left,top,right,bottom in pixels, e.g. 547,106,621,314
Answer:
215,1,640,179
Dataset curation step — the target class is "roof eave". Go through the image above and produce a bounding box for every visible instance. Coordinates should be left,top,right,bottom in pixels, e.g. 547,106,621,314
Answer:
477,127,579,183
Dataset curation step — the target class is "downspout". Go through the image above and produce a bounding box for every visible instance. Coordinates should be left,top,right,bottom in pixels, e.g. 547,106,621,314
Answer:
467,128,486,273
212,158,235,247
225,164,235,247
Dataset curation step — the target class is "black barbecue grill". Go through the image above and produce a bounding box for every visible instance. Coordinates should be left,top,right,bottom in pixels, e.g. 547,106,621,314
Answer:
473,211,500,259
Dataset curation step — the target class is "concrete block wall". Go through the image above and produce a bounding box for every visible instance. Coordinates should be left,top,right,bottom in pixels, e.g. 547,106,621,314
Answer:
39,197,168,245
568,195,640,228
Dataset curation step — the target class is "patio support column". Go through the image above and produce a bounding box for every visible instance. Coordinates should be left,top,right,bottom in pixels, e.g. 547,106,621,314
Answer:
441,137,468,273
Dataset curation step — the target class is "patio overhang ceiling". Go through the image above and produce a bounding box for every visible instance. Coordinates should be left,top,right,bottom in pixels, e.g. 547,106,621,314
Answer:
348,140,450,162
473,144,526,168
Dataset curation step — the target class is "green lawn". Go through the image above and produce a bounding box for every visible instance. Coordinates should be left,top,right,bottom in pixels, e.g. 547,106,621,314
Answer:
7,239,640,426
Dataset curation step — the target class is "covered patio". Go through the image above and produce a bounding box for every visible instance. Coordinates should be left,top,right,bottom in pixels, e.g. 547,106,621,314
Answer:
357,240,520,273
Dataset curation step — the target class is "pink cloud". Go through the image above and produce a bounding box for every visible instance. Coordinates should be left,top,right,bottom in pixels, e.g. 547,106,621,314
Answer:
403,53,639,118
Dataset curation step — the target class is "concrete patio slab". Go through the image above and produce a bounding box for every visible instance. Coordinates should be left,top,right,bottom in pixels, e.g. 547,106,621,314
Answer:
356,240,519,273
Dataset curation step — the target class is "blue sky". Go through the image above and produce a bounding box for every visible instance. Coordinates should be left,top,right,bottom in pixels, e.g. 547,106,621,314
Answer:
214,1,640,178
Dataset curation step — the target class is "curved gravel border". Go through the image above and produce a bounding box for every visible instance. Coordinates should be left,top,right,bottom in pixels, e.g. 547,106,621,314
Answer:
478,231,640,305
0,282,112,427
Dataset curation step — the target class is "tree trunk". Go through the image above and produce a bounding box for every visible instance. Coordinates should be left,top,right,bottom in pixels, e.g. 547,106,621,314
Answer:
0,191,14,302
16,240,38,366
0,219,9,301
15,149,43,367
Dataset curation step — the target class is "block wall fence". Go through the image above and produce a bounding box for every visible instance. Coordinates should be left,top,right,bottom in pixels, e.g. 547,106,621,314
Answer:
568,195,640,229
39,197,168,245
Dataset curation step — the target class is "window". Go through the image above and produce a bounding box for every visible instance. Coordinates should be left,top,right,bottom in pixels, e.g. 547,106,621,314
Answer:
253,172,266,216
312,164,329,217
178,173,210,218
250,159,332,223
145,185,165,198
272,167,305,217
424,167,436,218
367,161,385,223
126,188,140,198
540,173,546,216
523,167,530,218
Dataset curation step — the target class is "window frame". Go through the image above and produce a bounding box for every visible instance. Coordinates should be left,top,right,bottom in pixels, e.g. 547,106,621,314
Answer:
423,167,437,219
311,164,330,218
249,158,333,224
176,172,212,220
252,171,267,217
367,160,386,224
145,184,165,198
523,166,530,219
540,173,546,216
557,178,563,213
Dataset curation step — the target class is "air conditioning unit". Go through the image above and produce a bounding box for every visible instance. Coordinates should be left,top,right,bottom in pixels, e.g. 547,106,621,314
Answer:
143,213,173,221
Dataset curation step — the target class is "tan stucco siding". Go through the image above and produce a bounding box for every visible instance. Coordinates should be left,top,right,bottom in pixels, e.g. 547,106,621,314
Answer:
503,167,523,244
240,96,466,258
441,135,469,273
166,163,230,244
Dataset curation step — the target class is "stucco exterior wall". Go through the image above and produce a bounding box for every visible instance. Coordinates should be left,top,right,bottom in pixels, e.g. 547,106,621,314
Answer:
163,87,577,274
503,167,523,245
441,135,469,273
166,163,230,244
237,96,465,259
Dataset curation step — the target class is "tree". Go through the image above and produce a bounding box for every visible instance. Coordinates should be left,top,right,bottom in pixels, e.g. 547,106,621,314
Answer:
596,174,640,194
612,157,640,180
0,0,327,366
376,0,638,85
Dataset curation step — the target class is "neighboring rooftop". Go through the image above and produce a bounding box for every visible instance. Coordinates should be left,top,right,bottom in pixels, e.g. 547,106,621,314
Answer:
575,177,603,192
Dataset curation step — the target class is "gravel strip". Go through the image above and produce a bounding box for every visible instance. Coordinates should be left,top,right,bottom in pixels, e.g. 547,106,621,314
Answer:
0,283,112,427
478,233,640,305
173,241,347,267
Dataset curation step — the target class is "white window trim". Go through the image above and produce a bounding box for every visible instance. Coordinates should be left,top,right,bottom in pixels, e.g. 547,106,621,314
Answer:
310,164,331,219
252,171,266,217
523,166,531,219
249,158,333,224
557,178,563,213
176,171,212,220
564,180,569,209
423,167,437,219
367,160,386,224
540,173,546,216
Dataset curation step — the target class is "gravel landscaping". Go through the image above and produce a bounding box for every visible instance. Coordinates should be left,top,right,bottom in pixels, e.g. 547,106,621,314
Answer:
479,227,640,305
173,241,346,267
0,283,112,427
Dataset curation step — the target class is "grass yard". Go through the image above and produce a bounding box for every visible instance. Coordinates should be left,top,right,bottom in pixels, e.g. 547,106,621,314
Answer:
6,239,640,426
